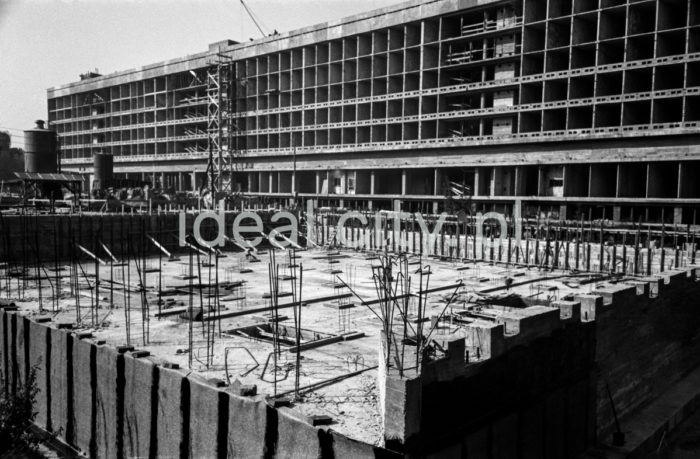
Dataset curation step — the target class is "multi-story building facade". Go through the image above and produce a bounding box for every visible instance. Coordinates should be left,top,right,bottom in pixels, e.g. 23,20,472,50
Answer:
48,0,700,223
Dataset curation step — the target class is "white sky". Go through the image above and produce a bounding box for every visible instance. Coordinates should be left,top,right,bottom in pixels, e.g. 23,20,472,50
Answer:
0,0,399,147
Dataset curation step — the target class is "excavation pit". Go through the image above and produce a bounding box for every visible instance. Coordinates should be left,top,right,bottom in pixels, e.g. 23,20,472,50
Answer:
3,236,698,448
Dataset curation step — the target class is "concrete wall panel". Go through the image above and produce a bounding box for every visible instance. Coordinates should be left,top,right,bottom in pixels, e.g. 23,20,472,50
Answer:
28,321,49,429
227,395,267,458
544,388,566,459
594,275,700,437
427,442,461,459
520,402,544,459
1,316,404,458
331,430,389,458
565,380,589,457
14,315,27,389
123,354,154,458
0,311,6,395
188,375,221,458
464,426,489,459
276,409,320,459
72,337,95,456
49,328,70,442
156,365,185,459
95,345,120,459
491,414,518,459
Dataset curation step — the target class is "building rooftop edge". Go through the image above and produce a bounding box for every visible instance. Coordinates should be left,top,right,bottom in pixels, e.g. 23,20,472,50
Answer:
46,0,497,95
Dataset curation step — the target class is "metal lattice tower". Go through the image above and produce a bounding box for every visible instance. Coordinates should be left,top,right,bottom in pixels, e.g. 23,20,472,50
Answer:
204,53,237,199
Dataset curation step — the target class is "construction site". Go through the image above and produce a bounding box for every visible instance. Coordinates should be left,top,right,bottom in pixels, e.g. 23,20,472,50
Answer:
1,205,700,457
1,0,700,458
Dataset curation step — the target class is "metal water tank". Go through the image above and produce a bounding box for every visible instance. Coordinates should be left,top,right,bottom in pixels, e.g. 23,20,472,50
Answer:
24,120,57,173
93,152,113,188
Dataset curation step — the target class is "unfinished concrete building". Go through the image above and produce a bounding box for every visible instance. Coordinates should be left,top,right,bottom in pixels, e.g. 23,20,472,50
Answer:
48,0,700,220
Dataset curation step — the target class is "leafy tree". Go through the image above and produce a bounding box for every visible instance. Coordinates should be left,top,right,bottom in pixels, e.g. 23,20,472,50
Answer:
0,364,41,456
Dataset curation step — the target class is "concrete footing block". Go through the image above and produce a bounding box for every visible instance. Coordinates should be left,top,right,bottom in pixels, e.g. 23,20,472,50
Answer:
574,294,603,322
642,276,662,297
592,283,638,306
624,280,650,296
552,300,581,321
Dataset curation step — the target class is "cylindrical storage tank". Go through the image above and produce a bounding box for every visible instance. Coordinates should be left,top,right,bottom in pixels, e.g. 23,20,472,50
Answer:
93,152,113,188
24,120,57,173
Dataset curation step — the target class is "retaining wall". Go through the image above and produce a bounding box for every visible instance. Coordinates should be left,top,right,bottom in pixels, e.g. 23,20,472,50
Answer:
591,268,700,437
0,310,397,458
380,267,700,458
0,211,292,264
382,306,597,458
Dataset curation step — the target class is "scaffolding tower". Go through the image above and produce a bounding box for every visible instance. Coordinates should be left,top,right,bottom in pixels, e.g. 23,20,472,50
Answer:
204,53,239,198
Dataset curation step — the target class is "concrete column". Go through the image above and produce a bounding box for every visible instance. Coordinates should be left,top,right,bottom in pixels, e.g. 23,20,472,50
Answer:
160,172,165,189
191,172,196,191
561,165,568,198
269,173,273,194
613,206,622,222
645,164,651,198
474,169,480,197
674,207,683,225
401,170,407,196
315,171,320,194
490,167,497,196
677,163,683,199
370,170,376,195
178,172,183,191
615,164,621,198
434,169,442,196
